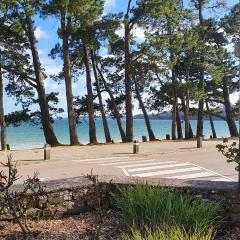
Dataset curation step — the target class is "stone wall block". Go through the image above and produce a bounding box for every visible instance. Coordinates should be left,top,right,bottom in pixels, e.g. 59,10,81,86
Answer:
47,192,64,205
8,176,240,226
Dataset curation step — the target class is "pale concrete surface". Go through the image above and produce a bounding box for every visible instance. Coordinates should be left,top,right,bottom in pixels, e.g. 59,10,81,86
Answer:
0,139,238,183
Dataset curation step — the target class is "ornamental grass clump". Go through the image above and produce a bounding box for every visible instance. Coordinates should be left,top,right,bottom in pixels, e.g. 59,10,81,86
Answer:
121,226,215,240
115,183,219,233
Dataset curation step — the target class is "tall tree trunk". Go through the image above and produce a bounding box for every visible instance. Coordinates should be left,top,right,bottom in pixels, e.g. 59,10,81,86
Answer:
222,75,238,136
171,68,177,140
189,122,194,138
205,101,217,138
124,17,133,142
183,96,194,139
83,47,97,144
0,67,7,151
95,59,126,142
181,94,191,139
61,14,79,145
167,16,178,141
176,104,183,139
171,109,177,140
197,82,204,137
196,1,204,138
90,51,111,143
25,14,59,146
184,68,191,139
134,79,156,141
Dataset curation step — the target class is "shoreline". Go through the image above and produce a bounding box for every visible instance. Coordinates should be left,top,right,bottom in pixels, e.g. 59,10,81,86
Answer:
4,136,238,153
6,119,236,151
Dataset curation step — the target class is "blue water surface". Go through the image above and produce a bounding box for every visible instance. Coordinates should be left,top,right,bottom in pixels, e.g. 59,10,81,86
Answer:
6,118,237,149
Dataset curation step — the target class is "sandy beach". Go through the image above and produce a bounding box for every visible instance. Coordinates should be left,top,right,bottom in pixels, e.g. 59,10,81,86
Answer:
0,138,236,162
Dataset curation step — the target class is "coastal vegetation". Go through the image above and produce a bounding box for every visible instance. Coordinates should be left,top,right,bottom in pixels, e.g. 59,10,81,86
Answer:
1,159,238,239
0,0,239,148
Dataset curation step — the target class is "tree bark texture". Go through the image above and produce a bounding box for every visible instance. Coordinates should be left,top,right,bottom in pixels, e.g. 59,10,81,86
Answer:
134,79,156,141
61,13,79,145
25,14,60,146
0,67,7,151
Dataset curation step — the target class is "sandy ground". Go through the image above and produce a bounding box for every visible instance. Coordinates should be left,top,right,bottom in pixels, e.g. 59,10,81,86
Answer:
0,138,238,183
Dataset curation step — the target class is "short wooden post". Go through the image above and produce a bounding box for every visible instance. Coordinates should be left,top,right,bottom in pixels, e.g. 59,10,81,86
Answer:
6,144,10,150
166,134,170,140
223,138,228,143
133,140,139,154
44,144,51,160
197,136,202,148
142,136,147,142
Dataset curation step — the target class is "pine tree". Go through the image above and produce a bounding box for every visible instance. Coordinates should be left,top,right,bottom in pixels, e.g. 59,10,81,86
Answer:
0,0,61,146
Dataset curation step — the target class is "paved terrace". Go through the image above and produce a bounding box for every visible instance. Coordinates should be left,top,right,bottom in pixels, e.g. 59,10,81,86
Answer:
0,139,238,183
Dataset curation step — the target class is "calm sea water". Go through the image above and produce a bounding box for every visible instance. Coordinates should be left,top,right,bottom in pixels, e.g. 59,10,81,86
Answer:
6,118,237,150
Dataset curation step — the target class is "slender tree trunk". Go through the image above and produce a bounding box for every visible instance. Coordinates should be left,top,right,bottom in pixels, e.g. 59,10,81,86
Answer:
83,47,97,144
61,14,79,145
222,75,238,136
90,51,111,143
95,59,126,142
205,101,217,138
134,79,156,141
166,17,178,140
176,104,183,139
196,1,204,138
25,14,59,146
0,67,7,151
171,68,177,140
124,18,133,142
181,94,191,139
197,82,204,137
184,68,191,139
189,122,194,138
171,109,177,140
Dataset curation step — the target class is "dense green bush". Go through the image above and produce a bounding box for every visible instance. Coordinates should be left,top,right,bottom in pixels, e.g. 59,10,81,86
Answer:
121,226,215,240
116,184,219,233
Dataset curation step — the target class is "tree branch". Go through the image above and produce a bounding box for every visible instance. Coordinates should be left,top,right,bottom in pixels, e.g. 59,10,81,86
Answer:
208,112,226,121
126,0,132,17
155,73,164,88
24,78,37,88
207,98,224,105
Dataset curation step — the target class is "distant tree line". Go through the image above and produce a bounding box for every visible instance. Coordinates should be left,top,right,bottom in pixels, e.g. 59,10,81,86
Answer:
0,0,239,149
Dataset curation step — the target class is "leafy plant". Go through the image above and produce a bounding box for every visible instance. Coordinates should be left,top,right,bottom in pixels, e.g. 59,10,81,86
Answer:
121,226,215,240
115,184,219,233
0,155,46,234
216,142,240,172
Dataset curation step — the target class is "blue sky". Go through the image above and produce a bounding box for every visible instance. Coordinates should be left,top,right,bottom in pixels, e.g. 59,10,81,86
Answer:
4,0,239,116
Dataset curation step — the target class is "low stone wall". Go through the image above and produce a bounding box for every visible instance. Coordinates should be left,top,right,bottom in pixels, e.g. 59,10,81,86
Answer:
13,175,240,225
